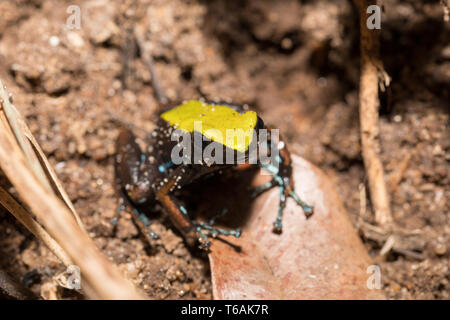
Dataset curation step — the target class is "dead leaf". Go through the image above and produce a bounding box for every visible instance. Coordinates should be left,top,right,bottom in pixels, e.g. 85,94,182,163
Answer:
208,155,385,299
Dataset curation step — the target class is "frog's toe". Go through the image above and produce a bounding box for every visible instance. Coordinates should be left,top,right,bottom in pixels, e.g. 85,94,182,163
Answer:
270,183,314,234
197,236,212,250
303,205,314,217
272,219,283,233
249,180,275,198
111,204,126,225
110,217,119,226
288,190,314,217
149,231,160,239
194,221,241,250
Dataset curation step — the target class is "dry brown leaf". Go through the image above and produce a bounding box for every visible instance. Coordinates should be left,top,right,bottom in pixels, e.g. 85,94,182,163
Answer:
208,155,385,299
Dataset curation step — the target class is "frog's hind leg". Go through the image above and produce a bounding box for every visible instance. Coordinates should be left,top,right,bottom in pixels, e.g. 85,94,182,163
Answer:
114,126,159,243
195,207,241,248
156,166,241,250
250,129,314,233
113,184,160,243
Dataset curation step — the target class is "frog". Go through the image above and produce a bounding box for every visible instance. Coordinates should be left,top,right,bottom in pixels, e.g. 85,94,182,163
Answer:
113,58,313,250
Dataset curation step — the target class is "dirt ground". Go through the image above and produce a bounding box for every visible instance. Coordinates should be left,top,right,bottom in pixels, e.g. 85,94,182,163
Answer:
0,0,448,299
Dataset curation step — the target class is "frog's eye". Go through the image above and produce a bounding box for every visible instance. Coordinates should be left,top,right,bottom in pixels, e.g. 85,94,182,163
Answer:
255,117,265,131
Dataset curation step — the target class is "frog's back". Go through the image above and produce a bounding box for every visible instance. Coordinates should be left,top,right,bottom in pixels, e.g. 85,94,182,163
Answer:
159,100,264,154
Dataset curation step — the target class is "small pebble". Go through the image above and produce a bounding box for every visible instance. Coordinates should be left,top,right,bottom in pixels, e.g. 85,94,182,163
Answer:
49,36,60,47
393,115,402,122
281,38,293,50
433,242,447,256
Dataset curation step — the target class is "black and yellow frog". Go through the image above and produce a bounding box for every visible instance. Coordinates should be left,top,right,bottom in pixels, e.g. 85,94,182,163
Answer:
114,68,313,250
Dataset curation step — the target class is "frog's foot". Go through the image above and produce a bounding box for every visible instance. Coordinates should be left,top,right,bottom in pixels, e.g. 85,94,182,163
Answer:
249,176,314,233
193,211,241,250
134,209,160,239
111,202,126,226
113,203,159,240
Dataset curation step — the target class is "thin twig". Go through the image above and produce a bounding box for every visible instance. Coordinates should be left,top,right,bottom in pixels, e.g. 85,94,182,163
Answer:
0,83,52,193
358,183,367,225
0,80,145,299
353,0,393,226
0,120,144,299
0,81,84,230
0,186,72,266
388,153,411,194
135,25,169,105
379,234,395,256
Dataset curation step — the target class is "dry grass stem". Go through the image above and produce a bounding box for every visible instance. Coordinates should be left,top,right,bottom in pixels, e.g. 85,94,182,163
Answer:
0,79,145,299
353,0,393,226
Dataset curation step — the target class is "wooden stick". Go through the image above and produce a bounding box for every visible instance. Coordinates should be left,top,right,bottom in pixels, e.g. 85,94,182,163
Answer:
0,81,145,299
0,186,72,266
388,153,411,194
353,0,393,226
0,82,84,230
0,121,144,299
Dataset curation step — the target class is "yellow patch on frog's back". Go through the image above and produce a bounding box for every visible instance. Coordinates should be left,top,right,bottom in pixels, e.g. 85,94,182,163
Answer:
161,100,257,152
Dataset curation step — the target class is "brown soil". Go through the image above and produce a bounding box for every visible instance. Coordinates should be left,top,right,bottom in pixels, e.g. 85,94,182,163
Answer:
0,0,448,299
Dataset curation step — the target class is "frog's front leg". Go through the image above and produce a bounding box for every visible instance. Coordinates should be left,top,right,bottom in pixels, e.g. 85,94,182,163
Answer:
115,125,155,202
252,129,314,232
155,166,241,250
114,125,159,242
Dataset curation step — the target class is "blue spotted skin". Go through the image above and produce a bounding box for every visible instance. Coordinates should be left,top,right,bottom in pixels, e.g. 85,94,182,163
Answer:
158,161,174,173
114,102,314,250
252,153,314,232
